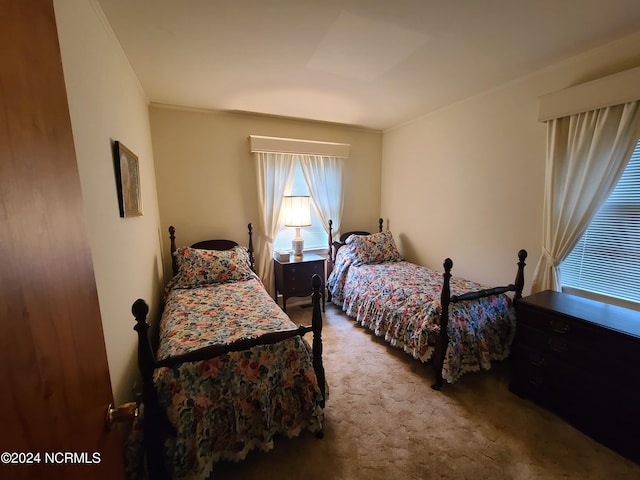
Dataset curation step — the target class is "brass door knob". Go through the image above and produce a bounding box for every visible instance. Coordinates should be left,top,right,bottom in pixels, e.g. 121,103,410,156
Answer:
105,402,139,429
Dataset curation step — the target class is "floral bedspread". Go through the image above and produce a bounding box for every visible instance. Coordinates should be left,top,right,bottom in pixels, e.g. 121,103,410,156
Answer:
139,277,324,480
328,247,515,384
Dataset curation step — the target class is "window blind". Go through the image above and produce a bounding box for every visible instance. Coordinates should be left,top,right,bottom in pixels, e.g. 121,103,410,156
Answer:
561,139,640,304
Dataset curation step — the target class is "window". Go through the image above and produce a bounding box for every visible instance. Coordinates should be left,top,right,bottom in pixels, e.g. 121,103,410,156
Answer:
561,139,640,306
273,159,330,252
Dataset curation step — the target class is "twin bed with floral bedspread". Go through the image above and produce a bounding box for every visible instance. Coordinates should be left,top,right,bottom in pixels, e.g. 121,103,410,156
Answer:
327,219,526,388
129,224,326,480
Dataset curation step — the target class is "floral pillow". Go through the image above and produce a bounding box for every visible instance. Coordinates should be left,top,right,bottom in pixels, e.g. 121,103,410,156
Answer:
345,231,401,265
172,246,255,288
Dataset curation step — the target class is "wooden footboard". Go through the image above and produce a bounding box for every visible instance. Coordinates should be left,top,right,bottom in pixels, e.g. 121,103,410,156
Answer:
133,223,327,479
431,249,528,390
132,299,173,480
132,274,326,479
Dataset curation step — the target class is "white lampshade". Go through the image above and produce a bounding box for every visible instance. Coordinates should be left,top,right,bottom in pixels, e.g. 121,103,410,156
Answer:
283,196,311,258
283,196,311,227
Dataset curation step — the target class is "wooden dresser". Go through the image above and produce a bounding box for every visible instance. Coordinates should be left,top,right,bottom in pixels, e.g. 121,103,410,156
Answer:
511,290,640,463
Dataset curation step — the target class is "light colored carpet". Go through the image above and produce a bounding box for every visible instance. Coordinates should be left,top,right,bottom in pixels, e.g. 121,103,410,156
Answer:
211,303,640,480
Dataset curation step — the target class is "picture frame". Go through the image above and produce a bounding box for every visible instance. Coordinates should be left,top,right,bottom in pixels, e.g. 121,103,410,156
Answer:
113,140,143,217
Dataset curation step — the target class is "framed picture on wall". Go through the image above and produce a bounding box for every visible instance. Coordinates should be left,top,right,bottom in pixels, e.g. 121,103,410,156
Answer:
113,140,143,217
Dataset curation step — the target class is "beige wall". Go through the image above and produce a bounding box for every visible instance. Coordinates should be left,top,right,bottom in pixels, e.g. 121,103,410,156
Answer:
150,106,382,280
382,30,640,295
52,0,640,404
55,0,164,405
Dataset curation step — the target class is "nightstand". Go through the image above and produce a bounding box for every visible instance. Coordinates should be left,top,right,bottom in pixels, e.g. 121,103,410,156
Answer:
274,253,325,312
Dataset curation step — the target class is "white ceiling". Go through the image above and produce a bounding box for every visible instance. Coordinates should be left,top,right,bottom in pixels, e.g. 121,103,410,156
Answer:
97,0,640,130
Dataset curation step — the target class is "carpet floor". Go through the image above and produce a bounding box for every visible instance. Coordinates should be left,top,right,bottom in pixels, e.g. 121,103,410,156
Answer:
211,302,640,480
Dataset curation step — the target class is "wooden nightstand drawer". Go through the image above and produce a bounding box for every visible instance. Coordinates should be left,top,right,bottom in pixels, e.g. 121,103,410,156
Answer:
282,262,323,290
274,254,326,312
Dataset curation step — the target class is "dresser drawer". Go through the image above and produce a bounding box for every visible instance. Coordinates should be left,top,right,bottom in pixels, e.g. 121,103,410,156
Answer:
517,306,640,368
511,344,593,419
513,323,598,369
517,307,600,344
511,343,584,396
512,346,640,463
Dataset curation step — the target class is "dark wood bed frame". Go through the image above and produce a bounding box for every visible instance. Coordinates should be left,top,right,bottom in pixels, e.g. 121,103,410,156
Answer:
327,218,527,391
132,223,326,480
326,218,383,282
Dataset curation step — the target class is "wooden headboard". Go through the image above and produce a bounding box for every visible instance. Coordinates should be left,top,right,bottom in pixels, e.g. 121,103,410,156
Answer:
327,218,383,276
169,223,255,276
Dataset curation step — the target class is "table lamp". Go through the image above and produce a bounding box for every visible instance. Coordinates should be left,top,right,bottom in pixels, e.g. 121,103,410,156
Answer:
283,195,311,259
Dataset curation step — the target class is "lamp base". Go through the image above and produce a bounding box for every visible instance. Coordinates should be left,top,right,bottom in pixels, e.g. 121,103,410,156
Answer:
292,228,304,259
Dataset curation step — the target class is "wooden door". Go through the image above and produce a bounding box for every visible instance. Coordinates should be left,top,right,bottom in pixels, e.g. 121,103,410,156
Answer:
0,0,124,478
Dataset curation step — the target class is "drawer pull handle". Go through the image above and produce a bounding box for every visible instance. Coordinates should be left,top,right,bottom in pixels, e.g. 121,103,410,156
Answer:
528,377,544,388
550,319,569,334
530,353,546,367
547,337,567,353
526,371,545,388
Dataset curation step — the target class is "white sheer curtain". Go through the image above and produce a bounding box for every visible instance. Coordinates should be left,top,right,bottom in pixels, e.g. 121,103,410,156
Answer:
299,155,344,240
254,152,296,296
531,100,640,293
